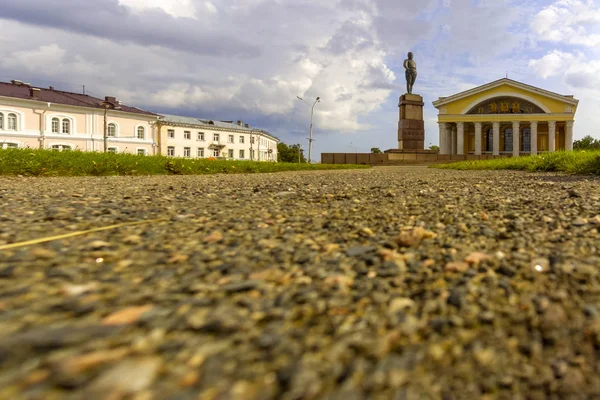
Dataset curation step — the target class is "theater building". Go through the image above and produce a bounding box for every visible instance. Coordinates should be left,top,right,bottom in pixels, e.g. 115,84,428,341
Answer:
433,78,579,156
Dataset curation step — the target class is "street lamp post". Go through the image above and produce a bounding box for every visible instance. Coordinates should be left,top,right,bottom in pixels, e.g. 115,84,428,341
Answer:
297,96,321,163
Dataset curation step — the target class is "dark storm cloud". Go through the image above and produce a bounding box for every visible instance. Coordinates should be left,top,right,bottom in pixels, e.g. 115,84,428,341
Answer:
0,0,260,57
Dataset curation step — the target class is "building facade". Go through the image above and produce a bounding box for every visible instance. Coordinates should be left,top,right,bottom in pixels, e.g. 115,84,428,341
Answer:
433,78,579,156
156,114,278,161
0,80,159,154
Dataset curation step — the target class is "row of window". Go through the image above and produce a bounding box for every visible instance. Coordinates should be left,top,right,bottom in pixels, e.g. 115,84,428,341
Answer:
0,112,18,130
106,123,146,139
167,130,254,144
167,146,247,159
48,144,148,155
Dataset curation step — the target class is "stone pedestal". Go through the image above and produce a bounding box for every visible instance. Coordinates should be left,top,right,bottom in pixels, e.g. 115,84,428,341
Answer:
398,93,425,150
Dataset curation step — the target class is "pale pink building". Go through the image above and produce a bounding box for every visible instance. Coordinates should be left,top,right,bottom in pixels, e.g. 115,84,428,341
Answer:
0,80,159,154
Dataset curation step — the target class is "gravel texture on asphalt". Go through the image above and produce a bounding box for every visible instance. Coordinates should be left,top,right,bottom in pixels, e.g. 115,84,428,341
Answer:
1,166,600,400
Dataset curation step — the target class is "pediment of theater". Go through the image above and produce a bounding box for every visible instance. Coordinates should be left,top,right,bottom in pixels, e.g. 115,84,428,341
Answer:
432,78,578,116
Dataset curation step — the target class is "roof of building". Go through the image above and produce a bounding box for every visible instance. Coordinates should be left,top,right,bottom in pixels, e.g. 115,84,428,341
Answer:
0,80,158,116
158,113,279,141
432,78,578,108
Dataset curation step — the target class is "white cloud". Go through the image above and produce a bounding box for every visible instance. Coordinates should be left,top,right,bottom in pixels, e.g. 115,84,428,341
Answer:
3,44,66,71
118,0,197,19
531,0,600,47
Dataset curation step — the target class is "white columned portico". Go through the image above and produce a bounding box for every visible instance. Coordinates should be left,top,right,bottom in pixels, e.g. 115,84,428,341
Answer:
456,122,464,155
438,122,448,154
548,121,556,152
512,121,520,157
566,121,574,151
492,122,500,156
451,125,457,155
474,122,482,155
530,121,538,156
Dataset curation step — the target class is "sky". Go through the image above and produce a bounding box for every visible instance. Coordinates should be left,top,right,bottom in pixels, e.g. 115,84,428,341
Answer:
0,0,599,157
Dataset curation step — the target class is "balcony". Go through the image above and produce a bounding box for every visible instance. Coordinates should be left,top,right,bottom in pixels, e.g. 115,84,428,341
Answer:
208,140,226,149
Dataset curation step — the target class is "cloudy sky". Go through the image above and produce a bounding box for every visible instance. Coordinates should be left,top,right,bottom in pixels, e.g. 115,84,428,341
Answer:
0,0,598,157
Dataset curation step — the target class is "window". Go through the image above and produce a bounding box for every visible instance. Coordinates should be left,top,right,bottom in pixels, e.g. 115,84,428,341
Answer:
107,147,118,153
239,149,245,158
239,135,245,144
137,126,145,139
184,147,191,157
1,142,19,149
485,129,493,152
228,135,234,143
197,132,204,141
184,131,191,140
167,146,175,156
0,113,3,129
213,149,220,157
137,149,147,156
503,128,513,152
61,119,70,134
213,133,220,142
197,148,204,157
107,123,116,137
8,114,17,130
168,129,175,139
51,144,72,152
522,128,531,152
228,149,234,158
51,117,59,133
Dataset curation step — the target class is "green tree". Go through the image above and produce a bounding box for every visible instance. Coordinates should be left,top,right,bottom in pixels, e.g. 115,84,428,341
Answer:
428,145,440,152
573,135,600,150
371,147,382,154
277,142,306,163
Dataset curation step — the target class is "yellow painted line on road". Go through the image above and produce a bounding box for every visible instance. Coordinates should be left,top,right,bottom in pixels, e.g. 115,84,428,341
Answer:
0,218,169,251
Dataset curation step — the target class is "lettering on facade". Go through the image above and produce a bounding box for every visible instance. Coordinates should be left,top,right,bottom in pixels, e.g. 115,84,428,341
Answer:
469,97,544,115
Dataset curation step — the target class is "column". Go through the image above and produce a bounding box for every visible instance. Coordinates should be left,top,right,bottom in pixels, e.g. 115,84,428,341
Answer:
438,122,448,154
456,122,464,155
566,121,574,151
474,122,482,155
492,122,500,156
548,121,556,152
451,125,457,155
512,121,520,157
530,121,538,156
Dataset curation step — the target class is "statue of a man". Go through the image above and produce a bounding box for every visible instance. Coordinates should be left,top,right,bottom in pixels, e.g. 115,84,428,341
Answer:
404,52,417,94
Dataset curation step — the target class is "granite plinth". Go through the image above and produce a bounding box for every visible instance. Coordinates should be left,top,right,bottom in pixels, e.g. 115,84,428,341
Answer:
398,93,425,150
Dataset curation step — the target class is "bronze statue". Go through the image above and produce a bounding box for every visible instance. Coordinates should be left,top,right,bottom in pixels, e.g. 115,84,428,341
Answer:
404,52,417,94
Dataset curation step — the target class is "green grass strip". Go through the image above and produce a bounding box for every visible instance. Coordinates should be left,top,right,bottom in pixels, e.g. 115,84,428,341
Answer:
0,148,369,177
431,150,600,175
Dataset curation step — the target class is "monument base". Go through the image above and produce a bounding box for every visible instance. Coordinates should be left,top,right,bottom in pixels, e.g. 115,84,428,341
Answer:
398,93,425,150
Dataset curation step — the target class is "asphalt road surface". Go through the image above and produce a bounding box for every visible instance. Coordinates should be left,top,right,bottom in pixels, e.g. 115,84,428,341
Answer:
1,167,600,399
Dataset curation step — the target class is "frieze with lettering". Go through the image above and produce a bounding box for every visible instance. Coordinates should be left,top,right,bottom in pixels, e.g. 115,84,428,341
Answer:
467,97,545,115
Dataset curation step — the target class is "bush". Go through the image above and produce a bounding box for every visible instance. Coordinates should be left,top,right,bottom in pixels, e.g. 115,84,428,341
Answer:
0,148,369,176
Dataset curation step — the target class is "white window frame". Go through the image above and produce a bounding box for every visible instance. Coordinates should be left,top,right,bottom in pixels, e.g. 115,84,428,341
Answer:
213,133,220,142
0,113,3,130
239,135,245,144
184,131,191,140
213,149,220,157
239,149,245,158
136,125,146,140
61,118,71,134
228,149,234,158
197,148,204,157
50,143,73,152
167,129,175,139
136,148,147,156
228,135,234,143
51,117,60,133
107,122,118,137
46,114,74,135
197,132,204,141
1,141,22,149
107,146,119,153
167,146,175,157
183,147,191,157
